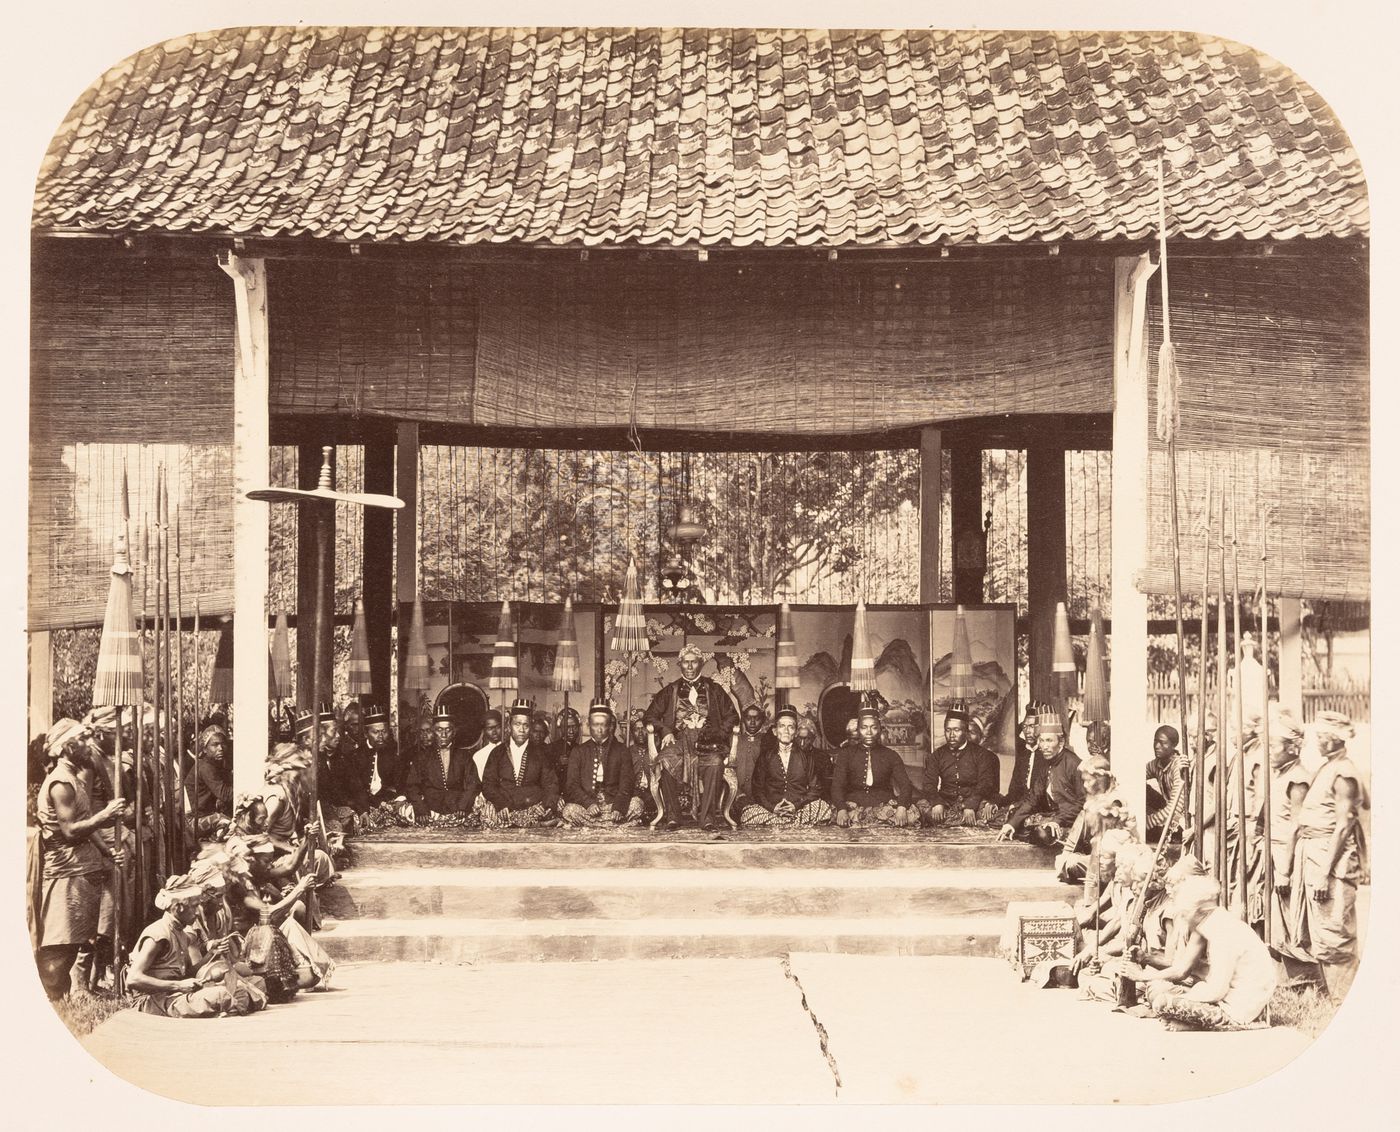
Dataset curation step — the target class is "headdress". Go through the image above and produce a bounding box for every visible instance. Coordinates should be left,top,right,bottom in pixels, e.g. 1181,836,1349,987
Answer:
1033,703,1064,738
943,699,971,724
774,706,799,725
509,697,535,719
587,699,615,720
363,704,389,725
154,873,205,910
1311,710,1355,749
677,643,704,664
44,718,89,759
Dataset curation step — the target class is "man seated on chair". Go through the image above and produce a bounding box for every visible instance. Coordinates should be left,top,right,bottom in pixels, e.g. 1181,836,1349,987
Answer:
480,698,560,827
741,707,833,827
996,704,1085,848
643,643,739,831
831,704,916,828
919,701,999,827
562,701,643,826
404,706,481,822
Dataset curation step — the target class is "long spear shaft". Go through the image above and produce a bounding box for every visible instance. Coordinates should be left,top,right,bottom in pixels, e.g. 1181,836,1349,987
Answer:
175,506,190,825
1230,478,1249,921
145,507,166,887
134,517,147,917
193,597,202,758
1193,473,1212,864
1259,503,1274,948
1215,483,1229,902
161,468,179,869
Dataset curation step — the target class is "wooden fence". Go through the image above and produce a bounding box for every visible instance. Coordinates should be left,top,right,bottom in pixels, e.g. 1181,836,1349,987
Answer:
1145,672,1369,726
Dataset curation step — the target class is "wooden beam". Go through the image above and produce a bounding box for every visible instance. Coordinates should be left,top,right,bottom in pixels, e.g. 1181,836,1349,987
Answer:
395,423,419,724
29,631,52,737
1109,253,1159,831
919,427,944,602
1279,597,1304,719
363,440,395,706
1027,421,1067,704
950,443,985,603
297,441,334,710
219,252,270,798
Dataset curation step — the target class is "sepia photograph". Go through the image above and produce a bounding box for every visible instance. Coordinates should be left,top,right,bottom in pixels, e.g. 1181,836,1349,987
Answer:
12,3,1386,1114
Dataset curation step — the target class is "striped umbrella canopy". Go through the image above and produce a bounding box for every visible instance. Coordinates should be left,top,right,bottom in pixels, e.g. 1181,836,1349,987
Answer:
269,610,292,699
849,600,877,693
209,617,234,704
489,600,519,691
348,598,374,697
93,532,143,707
950,603,975,701
1081,607,1110,724
775,600,800,689
611,558,649,655
552,596,582,693
1052,601,1077,701
402,600,431,693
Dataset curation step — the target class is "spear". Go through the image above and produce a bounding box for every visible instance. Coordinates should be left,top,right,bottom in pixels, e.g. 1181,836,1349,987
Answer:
133,507,147,917
1192,471,1212,865
143,505,165,889
193,597,202,760
1229,475,1249,920
155,472,173,879
1259,501,1275,948
175,504,191,827
1215,480,1229,902
161,467,179,869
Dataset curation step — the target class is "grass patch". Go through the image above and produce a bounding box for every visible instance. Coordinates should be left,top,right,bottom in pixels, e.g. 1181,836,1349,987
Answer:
1268,983,1335,1038
51,987,131,1037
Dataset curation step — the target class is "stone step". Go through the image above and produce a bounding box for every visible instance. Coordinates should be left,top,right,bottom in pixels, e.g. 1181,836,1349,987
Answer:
349,837,1053,872
320,867,1067,922
316,914,1008,963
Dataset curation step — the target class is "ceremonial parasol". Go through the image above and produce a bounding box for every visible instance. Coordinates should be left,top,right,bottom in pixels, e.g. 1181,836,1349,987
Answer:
489,600,519,709
1081,607,1109,725
611,558,649,654
269,611,292,700
209,618,234,705
775,600,799,696
1051,601,1077,703
403,600,431,695
348,598,374,698
950,603,974,702
850,600,877,697
552,597,582,711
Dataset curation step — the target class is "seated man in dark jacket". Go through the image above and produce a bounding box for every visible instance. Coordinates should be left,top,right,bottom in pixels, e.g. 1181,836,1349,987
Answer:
919,702,1001,827
831,704,916,827
480,698,560,827
996,704,1086,847
404,705,481,821
562,701,641,826
740,707,833,826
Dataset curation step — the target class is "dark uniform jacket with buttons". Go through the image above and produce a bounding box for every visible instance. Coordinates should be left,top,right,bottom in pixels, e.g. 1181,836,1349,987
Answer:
564,737,636,814
750,735,823,811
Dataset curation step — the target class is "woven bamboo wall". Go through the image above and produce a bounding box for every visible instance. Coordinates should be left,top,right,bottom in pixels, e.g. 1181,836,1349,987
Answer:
1140,255,1369,600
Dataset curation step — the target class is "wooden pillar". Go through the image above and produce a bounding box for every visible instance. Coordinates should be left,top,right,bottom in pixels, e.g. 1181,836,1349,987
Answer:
919,427,944,603
1027,419,1067,704
29,631,53,737
1110,253,1159,829
363,436,395,706
395,422,419,723
1279,597,1304,718
297,441,334,710
219,252,270,797
950,443,985,603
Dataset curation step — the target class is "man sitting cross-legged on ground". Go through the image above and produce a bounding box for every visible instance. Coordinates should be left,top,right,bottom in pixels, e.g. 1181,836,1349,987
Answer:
404,706,481,823
127,873,268,1018
831,704,916,828
740,707,834,827
919,701,1000,828
562,701,644,827
996,704,1085,848
480,698,561,828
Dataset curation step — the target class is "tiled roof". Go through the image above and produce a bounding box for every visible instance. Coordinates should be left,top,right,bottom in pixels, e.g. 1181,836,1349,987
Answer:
33,27,1369,245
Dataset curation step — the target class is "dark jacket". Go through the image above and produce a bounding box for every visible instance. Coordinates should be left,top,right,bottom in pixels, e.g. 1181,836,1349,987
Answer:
482,739,560,811
405,744,481,815
643,676,740,753
365,736,406,799
830,744,914,809
750,736,823,811
1008,748,1086,831
924,741,1000,812
564,737,636,814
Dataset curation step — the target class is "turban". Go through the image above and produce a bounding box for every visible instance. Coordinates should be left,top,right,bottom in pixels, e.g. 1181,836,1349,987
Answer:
200,725,229,754
44,718,89,759
1166,875,1221,921
154,873,205,910
83,706,119,733
232,792,262,818
1311,711,1355,749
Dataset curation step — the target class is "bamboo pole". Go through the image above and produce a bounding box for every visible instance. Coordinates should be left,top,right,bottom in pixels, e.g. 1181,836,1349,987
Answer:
161,467,179,870
193,597,202,759
145,507,166,888
1215,483,1229,903
1193,473,1212,865
1230,477,1249,921
175,505,190,827
1259,502,1274,948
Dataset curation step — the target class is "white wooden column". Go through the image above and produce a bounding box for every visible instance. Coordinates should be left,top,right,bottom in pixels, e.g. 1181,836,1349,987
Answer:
1278,597,1304,718
1110,253,1158,829
220,253,270,796
29,631,53,737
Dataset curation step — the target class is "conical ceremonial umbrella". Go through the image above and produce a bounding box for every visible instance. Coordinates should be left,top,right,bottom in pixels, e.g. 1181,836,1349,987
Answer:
1052,601,1077,702
269,611,292,700
552,596,582,694
403,600,431,694
950,603,974,702
850,600,877,694
209,618,234,705
348,598,373,697
1081,607,1110,725
94,532,143,708
775,600,800,689
489,600,519,707
611,558,649,654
